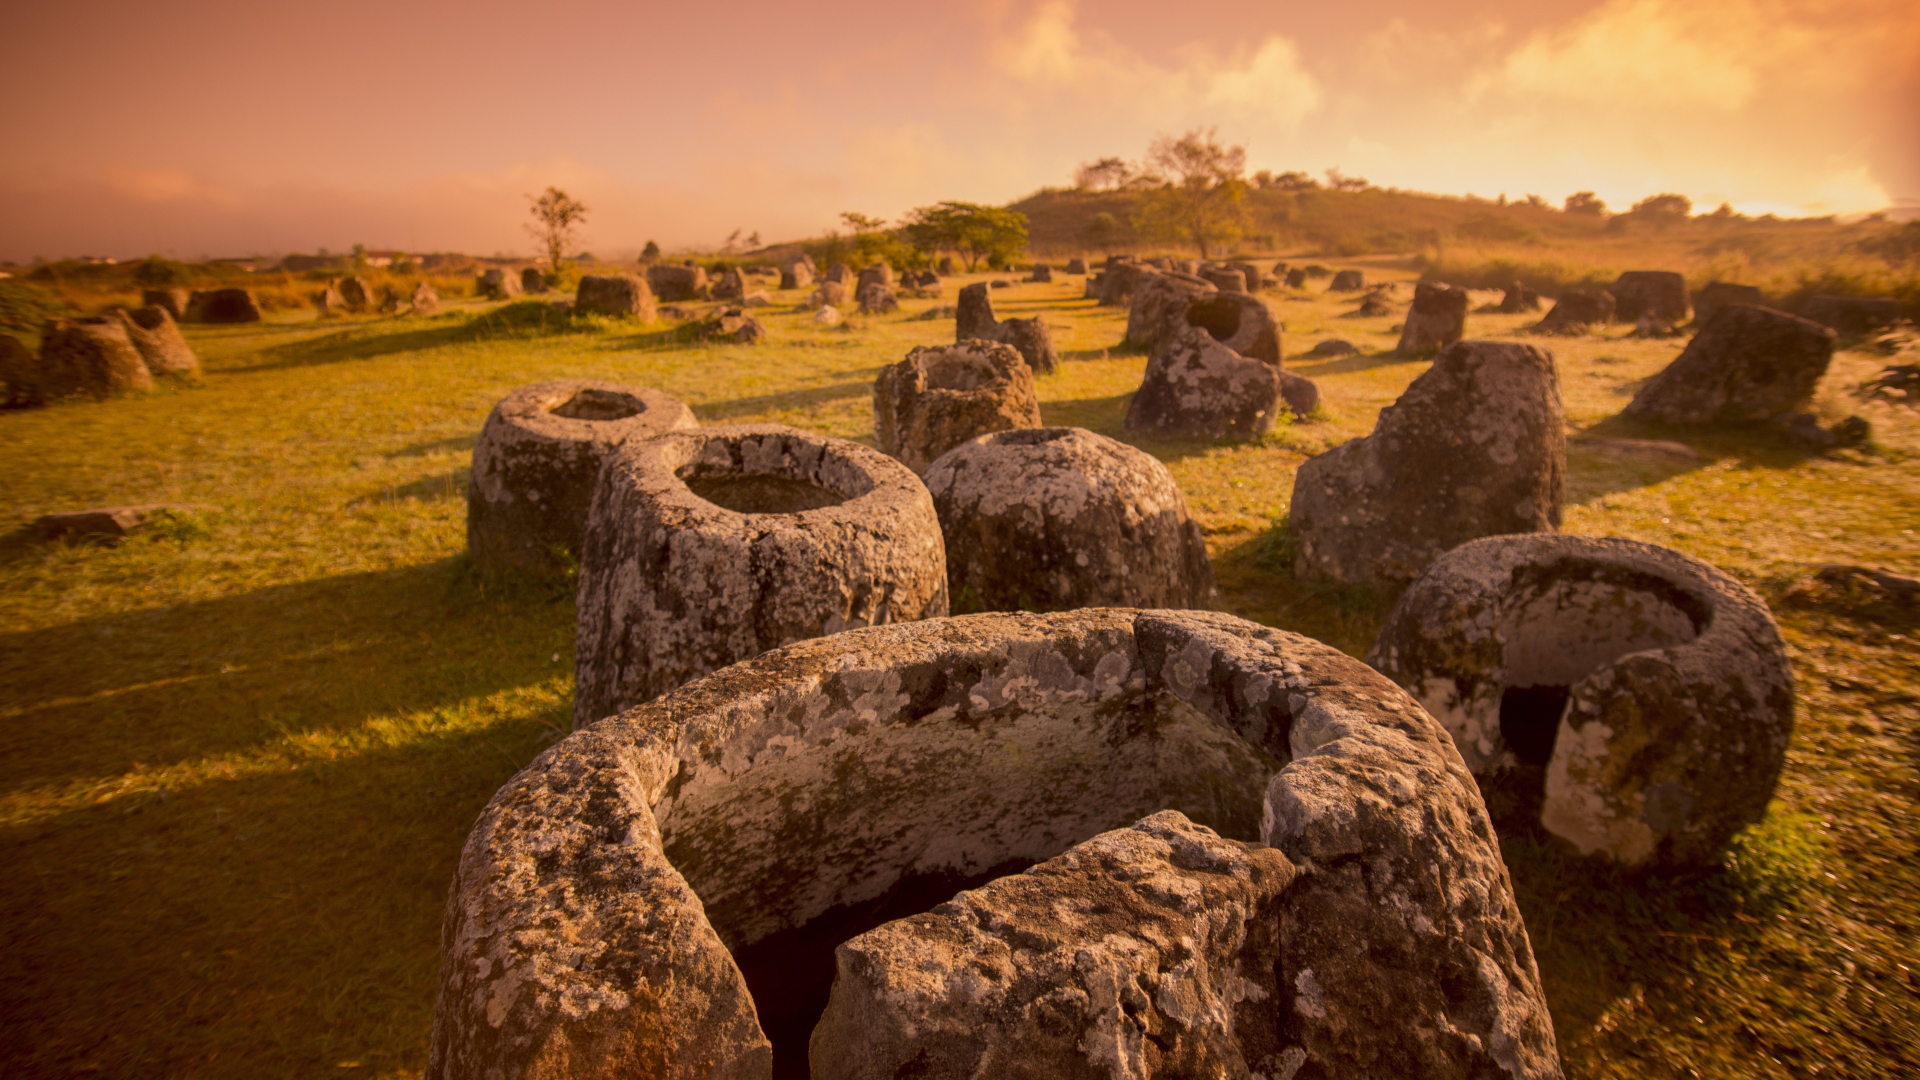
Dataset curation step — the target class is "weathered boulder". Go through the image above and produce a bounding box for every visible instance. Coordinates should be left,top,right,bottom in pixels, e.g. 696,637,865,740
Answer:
1499,280,1542,313
336,276,376,312
712,266,749,301
780,262,814,290
431,609,1559,1080
1302,338,1356,358
38,318,153,400
476,268,521,300
142,288,189,319
1183,291,1282,365
34,503,216,541
316,283,347,314
573,424,949,720
1801,294,1902,337
117,306,199,377
825,263,853,285
185,288,262,323
812,305,843,328
467,380,696,570
1396,281,1469,357
1692,281,1763,325
953,283,1058,374
1026,264,1052,283
1277,369,1320,416
1125,324,1283,441
937,256,956,275
1534,289,1615,334
1329,269,1365,291
1,334,41,405
924,427,1215,611
575,274,658,320
1368,534,1794,868
1624,304,1835,424
521,267,547,294
856,281,899,315
1123,269,1216,350
1200,266,1248,292
1096,260,1152,306
809,280,848,308
647,264,711,302
856,264,894,292
1291,340,1565,587
1064,257,1088,274
873,340,1041,474
901,269,942,297
1284,268,1308,289
1608,271,1689,323
1227,261,1266,291
695,307,768,344
410,281,441,315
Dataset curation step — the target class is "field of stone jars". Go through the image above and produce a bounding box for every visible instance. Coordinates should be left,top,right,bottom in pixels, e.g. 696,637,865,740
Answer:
1,259,1916,1079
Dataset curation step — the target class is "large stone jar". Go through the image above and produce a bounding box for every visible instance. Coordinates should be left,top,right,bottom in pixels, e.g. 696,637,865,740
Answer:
573,424,948,723
467,380,696,570
431,609,1561,1080
872,341,1042,474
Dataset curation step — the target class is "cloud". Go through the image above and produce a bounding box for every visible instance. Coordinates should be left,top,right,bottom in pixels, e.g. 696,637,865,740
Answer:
1474,0,1771,109
104,168,237,205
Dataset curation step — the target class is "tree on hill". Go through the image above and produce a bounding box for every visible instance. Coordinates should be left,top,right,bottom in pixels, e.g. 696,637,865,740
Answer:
527,187,589,270
1128,128,1249,259
1629,193,1692,225
641,240,660,261
1564,191,1608,215
1085,211,1120,255
903,202,1029,271
1074,157,1135,192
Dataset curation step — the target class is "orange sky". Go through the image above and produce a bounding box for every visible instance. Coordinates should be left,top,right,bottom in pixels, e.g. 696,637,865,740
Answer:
2,0,1915,261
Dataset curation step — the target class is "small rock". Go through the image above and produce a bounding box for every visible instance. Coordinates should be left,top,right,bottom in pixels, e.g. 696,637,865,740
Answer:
36,504,215,541
1303,338,1357,358
812,305,843,327
1534,290,1616,334
410,281,441,316
1328,269,1365,291
474,268,521,300
1284,267,1308,289
695,307,768,343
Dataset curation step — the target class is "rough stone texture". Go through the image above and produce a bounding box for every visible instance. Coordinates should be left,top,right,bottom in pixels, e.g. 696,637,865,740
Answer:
573,424,949,722
337,276,376,312
1368,534,1795,868
924,427,1216,611
1026,264,1053,283
142,288,189,319
1341,293,1393,319
1534,290,1615,334
857,264,894,292
952,283,1059,374
856,282,899,315
1277,369,1320,417
1065,257,1088,274
1284,268,1308,289
467,380,697,570
780,263,813,290
809,281,848,308
0,333,36,406
1096,260,1152,306
696,307,769,344
937,257,956,275
1623,305,1836,424
1200,266,1248,292
575,274,658,320
812,305,842,328
1396,281,1469,357
1292,340,1566,587
1608,271,1689,323
1123,270,1217,351
713,267,749,301
477,268,522,300
824,263,852,285
1303,338,1356,358
1124,323,1283,442
1801,294,1902,337
1499,281,1542,313
117,306,199,377
411,281,442,315
521,267,547,294
647,264,711,302
1693,281,1762,325
1227,261,1266,291
1183,292,1282,365
317,283,347,314
38,318,154,400
1328,269,1365,292
184,288,262,323
873,341,1041,474
35,503,214,541
431,609,1557,1080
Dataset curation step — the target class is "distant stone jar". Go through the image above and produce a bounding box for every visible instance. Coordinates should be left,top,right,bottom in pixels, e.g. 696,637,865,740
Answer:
574,274,657,320
573,424,948,723
38,317,153,400
924,426,1215,611
1328,269,1365,291
1692,281,1762,325
1396,281,1469,357
466,379,696,571
1624,305,1835,424
521,267,547,294
430,609,1562,1080
475,268,521,300
185,288,263,323
117,306,199,377
1608,270,1689,323
1534,290,1615,334
1367,534,1794,868
1123,323,1283,442
872,340,1042,474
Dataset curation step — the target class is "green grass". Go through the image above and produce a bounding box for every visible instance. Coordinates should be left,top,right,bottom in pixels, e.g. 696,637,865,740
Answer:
2,273,1916,1078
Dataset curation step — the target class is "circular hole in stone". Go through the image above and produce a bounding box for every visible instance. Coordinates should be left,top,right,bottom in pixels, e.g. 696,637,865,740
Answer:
922,352,996,392
550,388,644,421
1186,294,1245,342
679,468,849,513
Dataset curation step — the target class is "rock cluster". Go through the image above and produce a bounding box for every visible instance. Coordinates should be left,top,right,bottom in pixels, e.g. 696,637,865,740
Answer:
1368,534,1794,867
924,427,1215,611
872,341,1041,474
1395,282,1468,356
952,283,1058,374
1291,340,1565,587
695,307,768,343
1623,304,1835,424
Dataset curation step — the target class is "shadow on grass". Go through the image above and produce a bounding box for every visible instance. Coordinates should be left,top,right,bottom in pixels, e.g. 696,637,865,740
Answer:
388,435,476,458
1287,350,1426,377
1208,520,1398,658
1039,391,1132,437
350,468,469,506
0,555,574,790
695,380,877,424
222,302,638,373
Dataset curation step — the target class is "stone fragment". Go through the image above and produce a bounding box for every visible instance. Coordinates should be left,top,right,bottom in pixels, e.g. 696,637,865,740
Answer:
1123,270,1217,350
1302,338,1356,358
953,283,1058,374
185,288,263,323
336,276,376,312
410,281,441,315
1534,289,1615,334
142,288,189,319
1328,269,1365,291
872,340,1041,474
1182,291,1282,365
1291,340,1565,587
925,427,1215,611
1200,266,1247,292
812,305,843,328
647,264,711,302
475,267,521,300
1624,305,1835,424
1284,268,1308,289
467,380,696,570
712,266,749,301
856,281,899,314
573,424,948,720
1607,270,1689,323
781,262,814,290
1026,264,1052,283
1277,369,1320,416
575,274,658,320
1692,281,1762,325
1801,294,1902,337
936,256,955,275
824,263,852,285
809,281,848,308
521,267,547,294
1125,324,1284,441
1368,534,1794,868
116,306,199,377
34,503,214,540
38,318,154,399
1065,257,1088,274
1499,280,1542,313
856,264,894,293
696,306,768,343
1396,281,1469,356
1227,261,1266,290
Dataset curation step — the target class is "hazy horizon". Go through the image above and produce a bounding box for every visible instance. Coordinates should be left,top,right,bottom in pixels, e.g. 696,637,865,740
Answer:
4,0,1915,264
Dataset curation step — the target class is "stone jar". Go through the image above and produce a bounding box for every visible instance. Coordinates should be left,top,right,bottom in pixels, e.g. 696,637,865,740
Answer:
117,306,199,377
1624,304,1835,424
1396,281,1469,357
575,274,658,320
873,341,1042,474
1123,323,1283,441
38,317,153,400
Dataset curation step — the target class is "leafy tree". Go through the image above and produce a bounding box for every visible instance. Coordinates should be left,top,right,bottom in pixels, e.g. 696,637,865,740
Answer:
1324,167,1370,192
1270,171,1319,192
641,240,660,261
526,187,589,271
1564,191,1608,215
1522,194,1550,209
1085,211,1120,254
1629,193,1692,224
902,202,1029,271
1128,128,1249,259
132,255,188,287
1074,157,1134,191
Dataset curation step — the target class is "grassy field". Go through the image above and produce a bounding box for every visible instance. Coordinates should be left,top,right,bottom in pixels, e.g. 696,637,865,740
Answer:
1,270,1916,1078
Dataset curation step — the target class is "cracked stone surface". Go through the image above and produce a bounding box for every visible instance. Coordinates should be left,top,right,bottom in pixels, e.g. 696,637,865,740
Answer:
573,424,948,723
466,380,696,570
1624,304,1835,425
1124,323,1283,442
431,609,1559,1080
923,427,1215,612
1291,340,1565,588
873,340,1042,474
1367,534,1795,867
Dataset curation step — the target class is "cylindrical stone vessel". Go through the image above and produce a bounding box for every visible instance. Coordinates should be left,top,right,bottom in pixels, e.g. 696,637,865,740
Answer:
466,380,697,570
1367,534,1795,868
923,427,1215,612
872,340,1042,474
573,423,948,724
431,610,1562,1080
